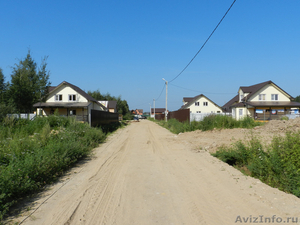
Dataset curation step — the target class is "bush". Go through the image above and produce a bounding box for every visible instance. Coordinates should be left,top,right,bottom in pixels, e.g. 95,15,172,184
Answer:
0,116,106,220
213,131,300,198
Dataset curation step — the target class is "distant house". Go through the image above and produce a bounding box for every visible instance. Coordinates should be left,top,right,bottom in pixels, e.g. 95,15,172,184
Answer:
99,101,118,113
151,108,167,116
180,94,222,114
223,80,300,120
33,81,107,124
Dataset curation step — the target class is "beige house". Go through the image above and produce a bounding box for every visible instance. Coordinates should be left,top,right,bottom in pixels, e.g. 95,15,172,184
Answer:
180,94,222,114
33,81,107,124
223,80,300,120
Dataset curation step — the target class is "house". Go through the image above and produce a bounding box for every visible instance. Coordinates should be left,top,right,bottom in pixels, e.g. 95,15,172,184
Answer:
180,94,222,114
151,108,167,116
223,80,300,120
33,81,107,124
99,101,118,113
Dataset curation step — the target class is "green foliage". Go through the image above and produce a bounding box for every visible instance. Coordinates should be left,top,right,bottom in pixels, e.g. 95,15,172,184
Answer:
156,115,261,134
0,116,106,220
0,68,6,104
88,90,130,116
281,116,289,121
213,131,300,198
294,95,300,103
9,51,51,113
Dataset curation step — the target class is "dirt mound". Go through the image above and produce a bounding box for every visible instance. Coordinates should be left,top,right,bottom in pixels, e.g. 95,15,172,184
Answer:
176,117,300,153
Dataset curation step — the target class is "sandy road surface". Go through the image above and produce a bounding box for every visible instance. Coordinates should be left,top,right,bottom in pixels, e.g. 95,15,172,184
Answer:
15,120,300,225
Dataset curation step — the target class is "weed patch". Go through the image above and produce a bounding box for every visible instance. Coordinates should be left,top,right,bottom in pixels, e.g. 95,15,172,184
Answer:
212,131,300,198
0,116,109,221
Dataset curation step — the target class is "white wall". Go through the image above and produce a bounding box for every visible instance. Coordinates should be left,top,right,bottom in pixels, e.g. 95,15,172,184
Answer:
188,96,222,114
248,84,290,102
47,86,87,103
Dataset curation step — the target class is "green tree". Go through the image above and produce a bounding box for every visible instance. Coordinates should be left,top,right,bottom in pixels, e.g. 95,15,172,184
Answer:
87,89,103,100
88,89,130,116
294,95,300,103
0,68,6,103
9,51,51,113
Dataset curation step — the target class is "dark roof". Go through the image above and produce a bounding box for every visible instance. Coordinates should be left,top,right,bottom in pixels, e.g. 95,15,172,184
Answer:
183,97,194,103
222,95,239,112
48,86,57,93
240,80,293,101
151,108,166,113
107,101,117,109
180,94,222,110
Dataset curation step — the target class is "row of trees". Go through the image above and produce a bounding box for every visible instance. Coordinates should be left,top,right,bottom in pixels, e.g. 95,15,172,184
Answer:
0,51,51,120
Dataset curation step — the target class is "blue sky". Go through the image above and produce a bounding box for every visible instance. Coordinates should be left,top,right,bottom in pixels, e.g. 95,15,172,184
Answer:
1,0,299,112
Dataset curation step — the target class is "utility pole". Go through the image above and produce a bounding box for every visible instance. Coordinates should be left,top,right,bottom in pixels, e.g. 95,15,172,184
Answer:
149,103,151,119
153,98,155,120
162,78,168,122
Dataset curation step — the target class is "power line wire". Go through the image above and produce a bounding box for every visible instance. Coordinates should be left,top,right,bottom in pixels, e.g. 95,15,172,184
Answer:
155,83,165,101
169,0,237,83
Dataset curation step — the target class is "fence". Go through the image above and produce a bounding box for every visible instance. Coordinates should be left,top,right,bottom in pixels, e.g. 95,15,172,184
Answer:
91,109,119,127
286,114,300,120
168,109,190,122
153,109,190,122
190,113,231,122
7,113,36,120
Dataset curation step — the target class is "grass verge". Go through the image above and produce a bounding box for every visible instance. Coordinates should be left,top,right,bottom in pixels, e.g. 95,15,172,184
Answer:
151,114,262,134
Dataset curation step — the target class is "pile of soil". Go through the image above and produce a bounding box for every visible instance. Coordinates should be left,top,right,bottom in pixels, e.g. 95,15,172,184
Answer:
174,117,300,153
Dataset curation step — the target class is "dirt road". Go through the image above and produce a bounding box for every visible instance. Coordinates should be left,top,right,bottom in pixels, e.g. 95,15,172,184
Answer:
15,120,300,225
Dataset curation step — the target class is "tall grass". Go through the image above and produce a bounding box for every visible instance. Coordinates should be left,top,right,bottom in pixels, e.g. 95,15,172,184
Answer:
0,116,106,220
212,131,300,197
155,115,261,134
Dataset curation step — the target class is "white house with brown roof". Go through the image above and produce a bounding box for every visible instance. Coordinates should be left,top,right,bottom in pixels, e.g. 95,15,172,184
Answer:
180,94,222,114
33,81,107,124
223,80,300,120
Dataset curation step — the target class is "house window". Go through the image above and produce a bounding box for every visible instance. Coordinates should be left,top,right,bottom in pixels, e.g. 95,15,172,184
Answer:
239,109,243,116
55,94,62,101
240,94,244,102
69,94,76,101
259,94,266,101
217,111,221,113
70,110,76,115
195,102,199,106
271,94,278,101
203,102,208,106
196,111,201,113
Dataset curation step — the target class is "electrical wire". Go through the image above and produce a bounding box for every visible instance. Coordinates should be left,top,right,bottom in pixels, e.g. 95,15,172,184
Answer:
155,83,165,101
169,0,237,83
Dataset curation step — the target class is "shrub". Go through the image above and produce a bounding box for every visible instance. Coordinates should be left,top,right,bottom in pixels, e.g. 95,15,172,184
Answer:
0,116,106,220
213,131,300,198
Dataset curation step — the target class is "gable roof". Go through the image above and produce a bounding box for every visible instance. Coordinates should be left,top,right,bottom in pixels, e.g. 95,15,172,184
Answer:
180,94,222,110
240,80,293,101
223,80,295,111
49,81,107,110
